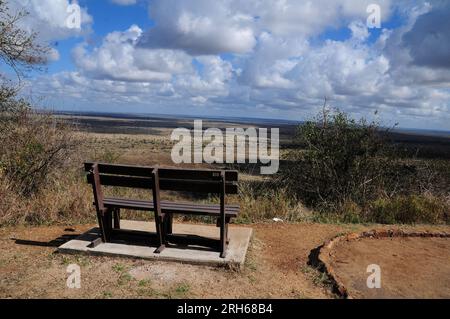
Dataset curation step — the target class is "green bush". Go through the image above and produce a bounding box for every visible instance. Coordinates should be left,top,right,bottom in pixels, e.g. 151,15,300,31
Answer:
282,108,405,209
278,107,450,225
369,195,449,225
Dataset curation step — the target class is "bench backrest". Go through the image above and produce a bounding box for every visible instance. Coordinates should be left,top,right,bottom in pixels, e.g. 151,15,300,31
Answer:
84,162,238,194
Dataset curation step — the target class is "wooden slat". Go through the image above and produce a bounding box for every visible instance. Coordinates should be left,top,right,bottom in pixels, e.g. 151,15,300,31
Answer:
84,162,238,181
103,202,239,217
160,178,238,194
159,168,238,182
87,174,153,189
105,198,240,212
102,198,239,217
84,162,153,177
104,198,240,211
86,174,238,194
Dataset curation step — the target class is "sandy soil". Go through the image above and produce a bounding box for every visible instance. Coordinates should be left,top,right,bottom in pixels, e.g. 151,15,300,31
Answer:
327,236,450,299
0,223,354,299
1,223,449,299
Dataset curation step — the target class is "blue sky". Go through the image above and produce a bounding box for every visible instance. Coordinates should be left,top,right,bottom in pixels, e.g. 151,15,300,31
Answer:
7,0,450,130
44,0,152,73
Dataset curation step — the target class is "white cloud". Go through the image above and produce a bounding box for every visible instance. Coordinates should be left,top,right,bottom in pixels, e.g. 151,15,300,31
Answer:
137,0,394,55
73,25,193,82
242,0,392,37
10,0,92,41
175,56,234,100
24,0,450,129
138,0,257,55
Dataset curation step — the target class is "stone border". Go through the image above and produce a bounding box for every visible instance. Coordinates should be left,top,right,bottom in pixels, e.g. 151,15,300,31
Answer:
309,229,450,298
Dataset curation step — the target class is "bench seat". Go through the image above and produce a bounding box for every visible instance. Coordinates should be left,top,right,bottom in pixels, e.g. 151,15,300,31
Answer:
103,197,239,217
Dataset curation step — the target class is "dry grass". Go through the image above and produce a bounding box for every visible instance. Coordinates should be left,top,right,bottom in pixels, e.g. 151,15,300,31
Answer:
235,181,313,223
1,116,449,228
0,171,93,226
1,129,312,227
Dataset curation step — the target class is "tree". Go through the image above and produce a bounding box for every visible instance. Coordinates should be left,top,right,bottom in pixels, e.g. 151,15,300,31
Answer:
0,0,48,79
1,0,49,113
0,0,78,197
282,106,399,211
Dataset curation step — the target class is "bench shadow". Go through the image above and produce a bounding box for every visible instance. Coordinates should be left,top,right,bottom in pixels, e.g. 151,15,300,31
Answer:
12,228,220,253
12,234,81,248
83,228,220,253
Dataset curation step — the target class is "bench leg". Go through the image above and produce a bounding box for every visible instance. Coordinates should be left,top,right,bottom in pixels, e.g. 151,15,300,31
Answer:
220,238,227,258
154,215,166,254
104,209,113,242
217,217,231,245
220,219,228,259
97,209,112,243
164,214,173,235
97,212,107,243
113,208,121,230
225,221,230,245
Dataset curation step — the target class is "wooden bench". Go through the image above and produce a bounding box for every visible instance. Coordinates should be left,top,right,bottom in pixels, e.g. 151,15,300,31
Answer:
84,162,239,258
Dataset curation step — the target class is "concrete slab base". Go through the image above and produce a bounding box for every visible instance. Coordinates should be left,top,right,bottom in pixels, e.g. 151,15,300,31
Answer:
58,220,253,268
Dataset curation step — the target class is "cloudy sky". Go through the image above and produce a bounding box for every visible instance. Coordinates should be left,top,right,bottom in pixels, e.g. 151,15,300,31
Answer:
7,0,450,130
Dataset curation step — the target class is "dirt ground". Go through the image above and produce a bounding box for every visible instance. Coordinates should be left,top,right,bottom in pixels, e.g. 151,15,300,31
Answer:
327,236,450,299
1,223,450,299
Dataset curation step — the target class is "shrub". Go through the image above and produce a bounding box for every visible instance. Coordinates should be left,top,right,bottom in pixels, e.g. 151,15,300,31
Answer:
278,106,450,225
0,83,85,225
0,168,93,226
368,195,449,225
0,108,80,196
282,107,405,210
0,99,90,226
0,1,92,226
